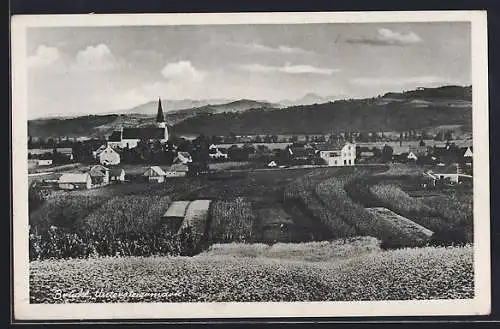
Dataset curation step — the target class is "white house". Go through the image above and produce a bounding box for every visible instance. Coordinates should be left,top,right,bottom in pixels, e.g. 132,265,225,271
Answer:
464,147,473,158
175,152,193,164
95,145,121,166
268,160,277,167
58,173,92,190
209,145,229,160
143,166,166,183
37,159,53,166
316,141,356,166
407,152,418,161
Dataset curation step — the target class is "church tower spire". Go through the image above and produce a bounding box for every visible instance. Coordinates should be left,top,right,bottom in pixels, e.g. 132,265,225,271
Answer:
156,97,166,128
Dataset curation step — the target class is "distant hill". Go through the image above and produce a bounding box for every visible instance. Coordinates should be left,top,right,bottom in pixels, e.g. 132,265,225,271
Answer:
27,85,472,139
279,93,345,106
121,98,233,115
172,85,472,136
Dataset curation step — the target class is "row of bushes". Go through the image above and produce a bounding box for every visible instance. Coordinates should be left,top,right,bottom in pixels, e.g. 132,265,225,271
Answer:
29,225,201,260
283,168,357,239
368,184,472,244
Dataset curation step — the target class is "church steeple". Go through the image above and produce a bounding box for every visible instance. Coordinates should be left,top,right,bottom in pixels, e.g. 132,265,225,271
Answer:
156,97,166,128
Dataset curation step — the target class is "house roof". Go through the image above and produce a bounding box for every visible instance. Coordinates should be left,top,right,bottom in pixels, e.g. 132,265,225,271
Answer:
122,127,165,140
434,163,460,175
109,168,125,177
288,147,312,157
89,165,109,177
108,130,122,142
177,152,192,159
314,141,351,151
94,144,107,154
163,201,191,218
59,173,90,184
144,166,166,176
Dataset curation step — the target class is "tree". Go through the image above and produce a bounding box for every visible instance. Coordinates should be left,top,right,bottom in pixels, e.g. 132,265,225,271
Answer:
28,181,45,214
419,139,426,147
381,144,394,163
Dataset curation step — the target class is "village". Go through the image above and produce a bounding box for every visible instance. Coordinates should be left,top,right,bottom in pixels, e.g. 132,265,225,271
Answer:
28,98,473,194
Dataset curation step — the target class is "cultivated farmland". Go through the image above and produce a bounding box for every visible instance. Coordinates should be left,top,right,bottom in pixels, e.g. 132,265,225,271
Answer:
30,243,473,303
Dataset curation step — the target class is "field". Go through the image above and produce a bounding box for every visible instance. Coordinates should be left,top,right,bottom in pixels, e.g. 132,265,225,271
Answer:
30,243,473,303
29,163,474,259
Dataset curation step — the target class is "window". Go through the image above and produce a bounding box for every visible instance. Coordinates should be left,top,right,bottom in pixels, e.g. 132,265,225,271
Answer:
334,160,337,165
329,152,335,158
344,159,347,165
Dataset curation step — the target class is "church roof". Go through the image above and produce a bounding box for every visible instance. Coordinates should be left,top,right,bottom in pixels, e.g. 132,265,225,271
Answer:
108,130,122,142
156,98,165,123
122,127,165,140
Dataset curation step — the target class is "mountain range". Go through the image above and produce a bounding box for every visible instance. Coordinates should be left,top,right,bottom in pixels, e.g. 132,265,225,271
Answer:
27,85,472,139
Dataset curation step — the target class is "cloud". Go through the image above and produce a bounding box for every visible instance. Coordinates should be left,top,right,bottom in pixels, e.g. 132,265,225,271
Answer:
350,76,450,86
228,42,313,55
238,62,340,75
346,28,422,46
28,45,61,68
161,61,205,83
74,44,119,71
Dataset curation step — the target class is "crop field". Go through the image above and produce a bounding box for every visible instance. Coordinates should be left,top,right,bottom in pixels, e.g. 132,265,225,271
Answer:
208,198,256,243
29,163,473,260
30,244,473,303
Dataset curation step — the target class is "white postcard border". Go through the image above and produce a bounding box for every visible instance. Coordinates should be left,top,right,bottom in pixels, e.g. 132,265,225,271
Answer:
11,10,491,320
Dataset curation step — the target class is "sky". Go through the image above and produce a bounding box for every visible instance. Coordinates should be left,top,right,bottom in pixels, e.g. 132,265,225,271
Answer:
26,22,471,119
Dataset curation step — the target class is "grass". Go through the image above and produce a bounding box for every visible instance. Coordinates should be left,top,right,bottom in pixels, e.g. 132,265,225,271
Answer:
199,236,382,262
30,244,474,303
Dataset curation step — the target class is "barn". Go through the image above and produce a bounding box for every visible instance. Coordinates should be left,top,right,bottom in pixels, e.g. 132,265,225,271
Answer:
58,173,92,190
164,164,189,178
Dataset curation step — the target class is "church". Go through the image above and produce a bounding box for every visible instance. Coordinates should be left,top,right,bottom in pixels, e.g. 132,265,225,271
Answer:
107,98,169,149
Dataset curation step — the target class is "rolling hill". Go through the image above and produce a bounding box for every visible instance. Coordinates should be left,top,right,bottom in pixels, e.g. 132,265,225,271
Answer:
27,85,472,139
172,85,472,136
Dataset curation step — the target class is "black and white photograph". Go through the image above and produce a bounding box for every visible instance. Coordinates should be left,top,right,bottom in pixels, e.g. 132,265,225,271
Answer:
11,11,490,320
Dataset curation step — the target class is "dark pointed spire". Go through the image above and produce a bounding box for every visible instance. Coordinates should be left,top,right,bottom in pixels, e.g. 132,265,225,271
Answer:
156,97,165,123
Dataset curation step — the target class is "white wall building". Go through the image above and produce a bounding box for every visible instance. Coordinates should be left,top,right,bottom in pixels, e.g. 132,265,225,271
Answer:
316,141,356,166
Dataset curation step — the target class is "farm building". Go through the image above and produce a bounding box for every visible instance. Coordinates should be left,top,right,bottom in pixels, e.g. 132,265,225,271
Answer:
143,166,166,183
424,164,472,185
164,163,189,177
37,159,53,166
58,173,92,190
109,168,126,182
162,201,191,232
209,145,229,160
315,141,356,166
89,165,110,186
94,145,121,166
